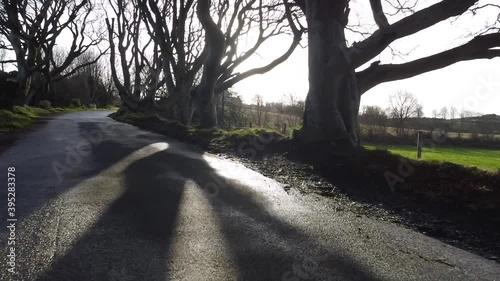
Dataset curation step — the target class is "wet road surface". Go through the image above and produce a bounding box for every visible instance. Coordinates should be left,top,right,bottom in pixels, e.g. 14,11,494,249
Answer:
0,111,499,281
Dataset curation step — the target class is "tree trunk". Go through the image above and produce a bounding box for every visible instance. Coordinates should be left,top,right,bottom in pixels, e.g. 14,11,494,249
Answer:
14,66,29,106
196,77,218,128
178,93,193,125
297,0,360,146
25,72,49,106
196,0,225,129
0,71,17,110
170,87,194,125
36,78,51,106
220,91,225,126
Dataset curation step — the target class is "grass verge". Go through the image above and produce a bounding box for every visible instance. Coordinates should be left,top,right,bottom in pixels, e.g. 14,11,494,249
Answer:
109,110,286,150
339,147,499,208
364,143,500,172
0,105,118,134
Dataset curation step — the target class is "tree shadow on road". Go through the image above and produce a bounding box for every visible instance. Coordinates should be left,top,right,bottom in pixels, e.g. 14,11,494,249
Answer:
0,120,155,233
33,135,382,281
165,150,382,281
34,144,185,281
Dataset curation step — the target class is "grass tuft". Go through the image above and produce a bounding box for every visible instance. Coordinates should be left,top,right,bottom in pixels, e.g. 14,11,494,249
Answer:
0,110,33,133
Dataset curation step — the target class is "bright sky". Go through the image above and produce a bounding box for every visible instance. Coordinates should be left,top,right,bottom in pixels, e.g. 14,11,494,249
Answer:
233,0,500,117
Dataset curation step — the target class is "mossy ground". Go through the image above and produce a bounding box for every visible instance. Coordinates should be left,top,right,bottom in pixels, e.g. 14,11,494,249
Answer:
0,105,118,133
110,111,286,149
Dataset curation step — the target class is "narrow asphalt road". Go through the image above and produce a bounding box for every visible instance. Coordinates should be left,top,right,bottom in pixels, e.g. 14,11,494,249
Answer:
0,111,498,281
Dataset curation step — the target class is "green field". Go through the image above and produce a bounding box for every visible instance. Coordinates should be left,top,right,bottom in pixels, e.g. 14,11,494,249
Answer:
364,143,500,172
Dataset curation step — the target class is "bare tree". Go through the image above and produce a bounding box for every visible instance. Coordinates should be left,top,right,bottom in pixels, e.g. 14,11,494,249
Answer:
291,0,500,146
253,94,265,126
0,38,7,71
195,0,305,127
0,0,106,106
281,93,303,127
448,105,458,130
416,105,424,119
135,0,304,126
214,0,305,92
137,0,206,123
70,51,103,104
388,91,420,137
105,0,162,112
439,106,449,120
449,106,457,120
432,109,438,118
195,0,226,128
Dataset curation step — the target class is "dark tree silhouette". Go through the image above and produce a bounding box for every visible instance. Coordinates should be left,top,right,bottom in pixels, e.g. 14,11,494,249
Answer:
195,0,226,128
137,0,206,124
194,0,305,127
292,0,500,146
105,0,162,112
0,0,105,106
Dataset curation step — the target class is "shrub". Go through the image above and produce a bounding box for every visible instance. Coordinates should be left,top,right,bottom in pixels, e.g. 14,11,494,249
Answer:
39,100,52,109
70,98,81,108
88,103,97,109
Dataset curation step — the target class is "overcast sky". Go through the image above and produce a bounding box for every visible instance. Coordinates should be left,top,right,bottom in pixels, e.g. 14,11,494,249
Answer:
233,0,500,117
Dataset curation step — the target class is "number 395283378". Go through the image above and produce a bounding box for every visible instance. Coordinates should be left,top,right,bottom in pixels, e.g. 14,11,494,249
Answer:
7,167,16,218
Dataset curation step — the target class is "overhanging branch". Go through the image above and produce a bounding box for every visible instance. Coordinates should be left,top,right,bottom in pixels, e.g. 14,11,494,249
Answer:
350,0,478,69
0,59,17,64
53,47,109,81
216,35,301,92
357,33,500,94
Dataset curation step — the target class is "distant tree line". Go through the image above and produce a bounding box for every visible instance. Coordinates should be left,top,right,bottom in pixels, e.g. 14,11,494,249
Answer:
359,91,499,144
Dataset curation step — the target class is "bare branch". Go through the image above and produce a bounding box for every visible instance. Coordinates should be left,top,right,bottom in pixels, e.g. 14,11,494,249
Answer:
357,33,500,94
369,0,389,29
349,0,478,69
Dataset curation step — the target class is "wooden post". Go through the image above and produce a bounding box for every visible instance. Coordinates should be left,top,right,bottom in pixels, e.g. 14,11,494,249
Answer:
282,123,287,135
417,130,423,159
249,122,253,128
